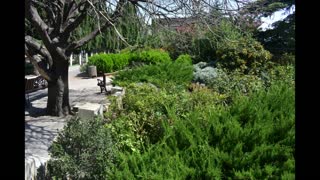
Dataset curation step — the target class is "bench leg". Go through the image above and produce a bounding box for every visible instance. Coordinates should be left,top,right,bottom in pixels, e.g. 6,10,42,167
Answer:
25,94,30,107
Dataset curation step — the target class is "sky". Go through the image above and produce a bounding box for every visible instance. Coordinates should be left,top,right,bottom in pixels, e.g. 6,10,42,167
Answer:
259,5,295,31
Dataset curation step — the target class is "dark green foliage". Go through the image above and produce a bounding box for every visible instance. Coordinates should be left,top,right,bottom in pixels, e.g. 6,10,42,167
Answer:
255,13,295,63
278,53,295,65
25,63,34,75
109,82,295,179
209,21,272,73
112,60,193,90
46,117,115,179
192,38,215,63
243,0,294,18
74,3,144,52
165,32,194,61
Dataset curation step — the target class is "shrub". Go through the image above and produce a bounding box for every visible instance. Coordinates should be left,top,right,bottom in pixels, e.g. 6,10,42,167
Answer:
46,116,116,179
259,64,295,88
207,68,264,96
110,53,130,71
193,62,218,84
88,49,172,73
192,38,215,63
215,36,272,73
278,53,295,65
206,20,272,73
136,49,172,64
109,82,295,179
106,82,229,153
175,54,192,65
88,53,114,73
113,60,193,90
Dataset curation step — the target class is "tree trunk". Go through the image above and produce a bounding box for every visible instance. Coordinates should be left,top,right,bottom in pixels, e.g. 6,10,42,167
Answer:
46,60,72,116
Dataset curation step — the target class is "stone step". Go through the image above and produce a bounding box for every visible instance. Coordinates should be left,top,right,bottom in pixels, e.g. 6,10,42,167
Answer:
73,102,104,120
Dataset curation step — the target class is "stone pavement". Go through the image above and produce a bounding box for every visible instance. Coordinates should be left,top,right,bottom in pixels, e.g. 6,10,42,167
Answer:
25,65,112,180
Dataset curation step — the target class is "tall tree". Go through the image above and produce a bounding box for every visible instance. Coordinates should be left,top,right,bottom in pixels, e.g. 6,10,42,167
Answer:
25,0,130,116
25,0,249,116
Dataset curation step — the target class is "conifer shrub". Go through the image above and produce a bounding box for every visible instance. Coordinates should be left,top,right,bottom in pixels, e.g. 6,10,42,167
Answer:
175,54,193,65
113,60,193,90
108,82,295,179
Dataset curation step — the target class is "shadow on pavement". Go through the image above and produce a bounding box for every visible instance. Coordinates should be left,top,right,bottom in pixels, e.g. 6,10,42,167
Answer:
25,104,47,117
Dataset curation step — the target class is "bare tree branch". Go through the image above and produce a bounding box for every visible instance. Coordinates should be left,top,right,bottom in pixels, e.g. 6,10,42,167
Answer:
25,36,53,67
26,0,53,50
25,48,52,81
61,2,90,41
32,0,56,22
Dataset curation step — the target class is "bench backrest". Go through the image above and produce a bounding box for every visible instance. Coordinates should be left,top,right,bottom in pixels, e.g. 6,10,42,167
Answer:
25,76,42,93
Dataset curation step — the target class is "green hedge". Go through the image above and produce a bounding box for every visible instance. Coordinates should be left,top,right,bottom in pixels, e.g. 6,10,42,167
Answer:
88,53,114,73
88,49,172,73
134,49,171,64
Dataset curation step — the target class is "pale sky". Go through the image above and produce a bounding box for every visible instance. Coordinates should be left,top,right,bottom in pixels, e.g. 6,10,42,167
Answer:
259,5,295,31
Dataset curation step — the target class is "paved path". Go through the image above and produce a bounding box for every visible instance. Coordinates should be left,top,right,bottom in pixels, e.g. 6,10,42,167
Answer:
25,65,112,180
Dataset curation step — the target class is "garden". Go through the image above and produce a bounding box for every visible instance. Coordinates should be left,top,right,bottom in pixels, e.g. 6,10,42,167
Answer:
25,0,295,179
45,21,295,179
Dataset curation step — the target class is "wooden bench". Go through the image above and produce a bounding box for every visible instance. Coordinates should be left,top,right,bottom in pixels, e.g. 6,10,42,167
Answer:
97,73,112,94
25,75,48,106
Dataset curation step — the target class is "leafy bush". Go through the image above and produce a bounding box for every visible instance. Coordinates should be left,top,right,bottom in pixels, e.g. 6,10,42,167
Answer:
110,53,130,70
278,53,295,65
215,37,272,73
207,68,265,96
259,64,295,88
207,20,272,73
46,117,115,179
88,53,114,73
88,49,172,73
113,60,193,90
175,54,192,65
164,32,194,61
109,82,295,179
133,49,172,64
